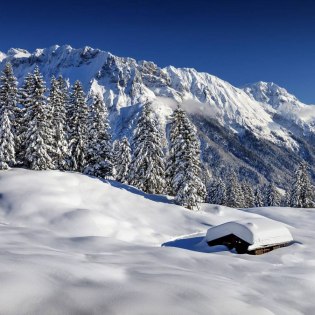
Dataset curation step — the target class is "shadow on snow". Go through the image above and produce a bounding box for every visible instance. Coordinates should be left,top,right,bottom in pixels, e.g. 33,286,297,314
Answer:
163,236,302,254
162,236,230,254
107,179,174,205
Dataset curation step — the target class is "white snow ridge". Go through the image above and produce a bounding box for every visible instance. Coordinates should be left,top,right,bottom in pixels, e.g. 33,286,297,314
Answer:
0,169,314,315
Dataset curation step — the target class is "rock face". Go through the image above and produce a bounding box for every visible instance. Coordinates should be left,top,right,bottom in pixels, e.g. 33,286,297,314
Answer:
1,45,315,185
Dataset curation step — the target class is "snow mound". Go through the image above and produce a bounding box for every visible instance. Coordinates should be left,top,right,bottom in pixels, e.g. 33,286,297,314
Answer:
0,169,212,245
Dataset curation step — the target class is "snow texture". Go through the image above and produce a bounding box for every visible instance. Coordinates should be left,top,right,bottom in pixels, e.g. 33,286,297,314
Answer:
0,169,313,315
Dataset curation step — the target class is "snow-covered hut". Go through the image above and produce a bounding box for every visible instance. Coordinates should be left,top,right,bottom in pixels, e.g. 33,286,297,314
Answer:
206,218,293,255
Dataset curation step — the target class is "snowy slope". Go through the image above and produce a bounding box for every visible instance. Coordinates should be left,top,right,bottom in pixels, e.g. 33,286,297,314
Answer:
243,81,315,134
0,169,314,315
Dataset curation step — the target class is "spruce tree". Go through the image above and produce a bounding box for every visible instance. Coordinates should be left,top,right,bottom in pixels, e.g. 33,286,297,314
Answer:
16,73,34,165
24,67,53,170
49,76,69,170
128,103,166,194
290,163,314,208
167,106,206,209
266,182,281,207
207,178,226,205
254,186,264,207
113,137,131,183
0,111,15,169
241,181,255,208
284,188,291,207
225,171,244,208
84,93,114,178
0,63,18,169
112,139,120,164
68,81,89,172
299,162,313,208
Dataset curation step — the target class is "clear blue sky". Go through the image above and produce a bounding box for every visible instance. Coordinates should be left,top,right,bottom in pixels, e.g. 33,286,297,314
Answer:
1,0,315,103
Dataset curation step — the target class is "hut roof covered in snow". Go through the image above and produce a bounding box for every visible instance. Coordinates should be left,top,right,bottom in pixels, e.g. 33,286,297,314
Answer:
206,218,293,250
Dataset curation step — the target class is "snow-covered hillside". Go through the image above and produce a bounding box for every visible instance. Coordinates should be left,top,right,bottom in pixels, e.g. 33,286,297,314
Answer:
1,45,315,185
0,169,314,315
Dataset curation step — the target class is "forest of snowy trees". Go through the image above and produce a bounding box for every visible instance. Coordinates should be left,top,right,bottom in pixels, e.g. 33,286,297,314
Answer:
0,63,314,210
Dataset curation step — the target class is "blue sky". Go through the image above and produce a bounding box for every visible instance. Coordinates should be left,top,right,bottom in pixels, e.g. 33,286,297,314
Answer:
1,0,315,103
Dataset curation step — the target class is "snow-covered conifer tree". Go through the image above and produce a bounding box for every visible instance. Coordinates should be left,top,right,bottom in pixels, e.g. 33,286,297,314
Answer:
68,81,89,172
290,167,302,208
298,162,313,208
284,188,291,207
207,178,226,205
0,111,15,169
0,63,18,169
241,181,255,208
84,93,114,178
24,67,53,170
254,186,264,207
225,171,244,208
166,106,206,209
16,73,34,164
113,137,131,183
112,139,120,162
128,103,166,194
266,182,281,206
48,76,69,170
290,162,314,208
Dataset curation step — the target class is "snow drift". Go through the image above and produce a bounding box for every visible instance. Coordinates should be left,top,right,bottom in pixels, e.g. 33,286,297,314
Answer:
0,169,314,314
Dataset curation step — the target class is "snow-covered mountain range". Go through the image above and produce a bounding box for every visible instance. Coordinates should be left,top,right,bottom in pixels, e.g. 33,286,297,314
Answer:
1,45,314,186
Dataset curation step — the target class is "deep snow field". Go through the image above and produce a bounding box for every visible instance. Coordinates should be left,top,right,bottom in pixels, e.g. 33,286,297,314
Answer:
0,169,314,315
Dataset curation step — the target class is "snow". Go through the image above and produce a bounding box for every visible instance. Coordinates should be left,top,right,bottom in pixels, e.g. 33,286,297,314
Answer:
0,52,6,62
206,218,293,250
243,81,315,133
6,48,31,59
0,44,311,150
0,169,314,314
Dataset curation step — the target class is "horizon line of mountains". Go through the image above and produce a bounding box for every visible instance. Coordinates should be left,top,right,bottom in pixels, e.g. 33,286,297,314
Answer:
1,44,314,188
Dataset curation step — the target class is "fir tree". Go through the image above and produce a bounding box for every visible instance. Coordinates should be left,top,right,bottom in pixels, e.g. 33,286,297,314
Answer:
266,182,281,206
84,93,114,178
167,106,206,209
112,139,120,164
254,186,264,207
298,162,313,207
290,167,302,208
128,103,166,194
225,171,244,208
241,181,255,208
16,73,34,165
290,162,314,208
49,76,69,170
0,63,18,169
24,67,53,170
207,178,226,205
68,81,89,172
113,137,131,183
284,188,291,207
0,111,15,169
